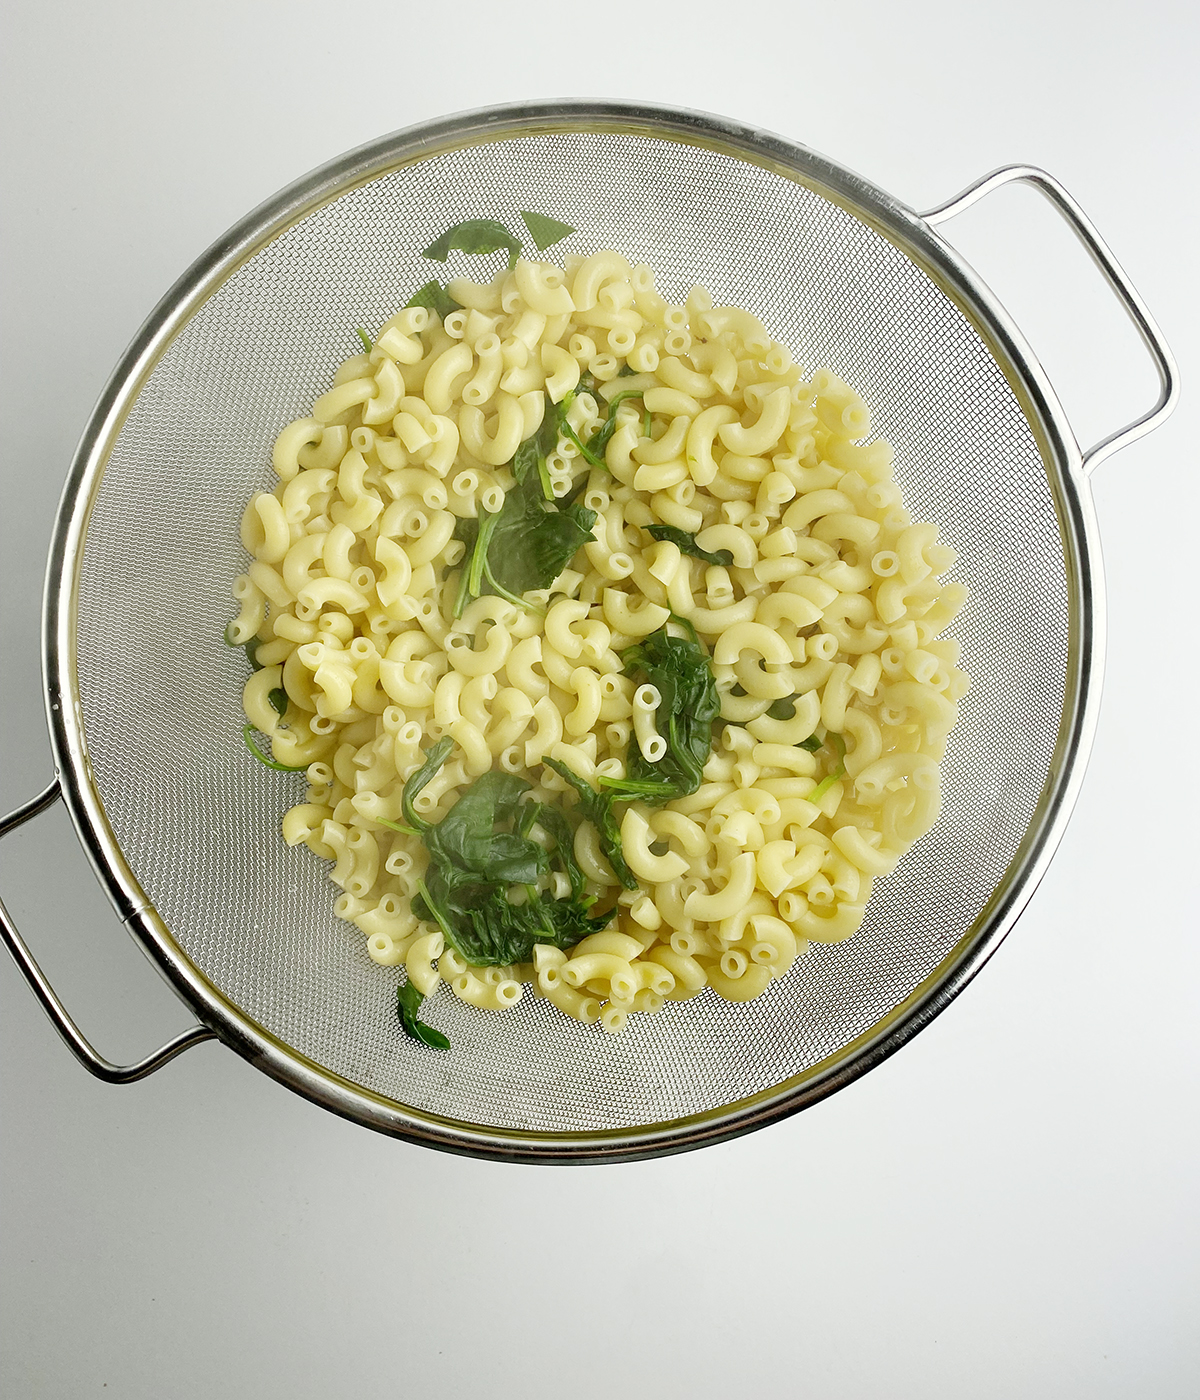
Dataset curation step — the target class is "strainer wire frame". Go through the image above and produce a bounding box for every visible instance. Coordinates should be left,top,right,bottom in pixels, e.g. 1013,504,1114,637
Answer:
1,102,1178,1162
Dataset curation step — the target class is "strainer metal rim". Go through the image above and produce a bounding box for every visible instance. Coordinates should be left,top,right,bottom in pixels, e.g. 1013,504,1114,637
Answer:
42,100,1101,1162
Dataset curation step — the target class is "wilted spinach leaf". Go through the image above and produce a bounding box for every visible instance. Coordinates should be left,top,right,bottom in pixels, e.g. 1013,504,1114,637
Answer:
403,744,615,967
487,476,597,597
405,279,461,320
600,620,721,805
644,525,733,567
422,219,523,268
542,758,639,891
520,211,575,251
397,981,451,1050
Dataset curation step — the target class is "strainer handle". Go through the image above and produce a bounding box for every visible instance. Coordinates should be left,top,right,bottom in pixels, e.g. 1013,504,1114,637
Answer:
0,778,217,1083
921,164,1179,475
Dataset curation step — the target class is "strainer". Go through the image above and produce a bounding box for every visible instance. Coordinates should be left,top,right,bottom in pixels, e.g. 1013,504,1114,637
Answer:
0,102,1177,1163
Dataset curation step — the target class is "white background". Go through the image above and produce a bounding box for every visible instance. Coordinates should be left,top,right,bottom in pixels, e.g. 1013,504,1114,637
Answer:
2,2,1197,1395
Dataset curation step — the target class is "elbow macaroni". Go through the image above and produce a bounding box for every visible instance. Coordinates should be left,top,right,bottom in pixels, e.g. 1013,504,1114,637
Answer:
231,244,969,1036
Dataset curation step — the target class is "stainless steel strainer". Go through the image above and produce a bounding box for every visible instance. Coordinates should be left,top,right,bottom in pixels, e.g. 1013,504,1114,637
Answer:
0,102,1177,1162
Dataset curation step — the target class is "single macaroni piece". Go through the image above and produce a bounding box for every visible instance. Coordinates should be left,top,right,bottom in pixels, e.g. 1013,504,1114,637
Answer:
231,242,968,1038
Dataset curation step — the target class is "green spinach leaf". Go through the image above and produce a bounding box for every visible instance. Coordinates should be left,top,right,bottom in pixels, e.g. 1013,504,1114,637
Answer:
514,378,609,497
511,399,561,498
397,981,451,1050
405,280,462,320
487,475,597,597
403,744,616,968
454,474,596,618
644,525,733,567
268,687,289,718
424,771,548,887
225,623,265,671
603,620,721,804
542,758,639,891
401,736,454,832
520,211,575,251
530,803,587,902
582,389,645,465
422,219,523,269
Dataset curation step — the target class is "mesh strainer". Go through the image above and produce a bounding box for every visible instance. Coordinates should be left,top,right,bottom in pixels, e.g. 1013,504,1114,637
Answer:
0,103,1177,1162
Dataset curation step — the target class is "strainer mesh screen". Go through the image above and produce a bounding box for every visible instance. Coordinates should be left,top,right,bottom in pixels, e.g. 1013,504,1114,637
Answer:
73,133,1068,1133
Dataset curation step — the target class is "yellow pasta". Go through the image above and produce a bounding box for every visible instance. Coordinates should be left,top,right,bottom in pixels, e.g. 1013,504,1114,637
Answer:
230,238,969,1040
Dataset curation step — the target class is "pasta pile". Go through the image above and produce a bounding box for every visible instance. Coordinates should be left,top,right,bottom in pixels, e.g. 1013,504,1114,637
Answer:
229,245,969,1038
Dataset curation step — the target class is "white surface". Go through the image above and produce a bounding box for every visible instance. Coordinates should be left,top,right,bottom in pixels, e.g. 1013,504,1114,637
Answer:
1,2,1197,1395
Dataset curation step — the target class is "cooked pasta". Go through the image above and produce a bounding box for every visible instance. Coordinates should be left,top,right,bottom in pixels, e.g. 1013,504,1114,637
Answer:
230,238,969,1040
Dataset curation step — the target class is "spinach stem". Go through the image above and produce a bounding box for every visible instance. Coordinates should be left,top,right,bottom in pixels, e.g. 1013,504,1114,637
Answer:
482,558,545,615
241,724,309,772
536,453,554,501
452,563,473,620
559,419,608,472
468,509,500,598
416,877,457,946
